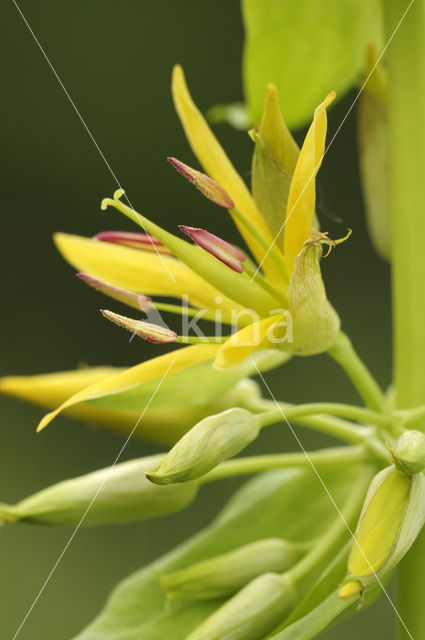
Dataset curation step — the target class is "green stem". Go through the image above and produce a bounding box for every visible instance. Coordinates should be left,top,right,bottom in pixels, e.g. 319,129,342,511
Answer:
245,398,372,444
201,445,368,483
328,332,388,412
385,1,425,637
287,466,374,592
259,402,391,430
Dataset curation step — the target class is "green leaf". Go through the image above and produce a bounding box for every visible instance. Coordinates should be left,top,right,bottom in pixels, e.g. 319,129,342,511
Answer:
242,0,383,128
72,464,361,640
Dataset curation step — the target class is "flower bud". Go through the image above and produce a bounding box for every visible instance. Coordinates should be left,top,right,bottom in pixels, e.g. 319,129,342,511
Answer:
186,573,296,640
0,455,198,526
147,408,261,484
161,538,302,601
393,430,425,475
339,465,425,597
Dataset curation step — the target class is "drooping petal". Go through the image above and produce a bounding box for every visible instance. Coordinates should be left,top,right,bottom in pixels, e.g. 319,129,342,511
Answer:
214,314,287,370
93,231,173,254
54,233,241,314
78,273,152,311
283,93,336,274
179,226,246,273
172,65,281,283
36,343,220,432
101,309,178,344
167,157,234,209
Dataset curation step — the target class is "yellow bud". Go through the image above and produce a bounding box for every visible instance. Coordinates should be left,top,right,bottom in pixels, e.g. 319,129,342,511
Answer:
340,465,425,595
339,580,363,599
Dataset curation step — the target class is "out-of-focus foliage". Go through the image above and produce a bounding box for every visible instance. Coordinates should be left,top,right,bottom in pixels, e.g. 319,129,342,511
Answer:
242,0,383,128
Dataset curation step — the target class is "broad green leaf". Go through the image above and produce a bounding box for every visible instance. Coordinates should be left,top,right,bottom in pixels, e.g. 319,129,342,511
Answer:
72,465,361,640
242,0,383,128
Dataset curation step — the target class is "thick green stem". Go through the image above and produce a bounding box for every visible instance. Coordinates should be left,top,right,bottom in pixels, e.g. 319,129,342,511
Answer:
385,1,425,637
328,333,388,412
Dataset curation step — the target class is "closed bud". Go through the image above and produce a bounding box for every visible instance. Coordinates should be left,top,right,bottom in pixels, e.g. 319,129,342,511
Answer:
186,572,296,640
147,408,261,484
161,538,302,601
0,455,198,526
339,465,425,598
393,430,425,475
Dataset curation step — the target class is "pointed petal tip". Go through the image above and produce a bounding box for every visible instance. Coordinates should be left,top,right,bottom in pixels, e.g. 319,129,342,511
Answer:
167,156,234,209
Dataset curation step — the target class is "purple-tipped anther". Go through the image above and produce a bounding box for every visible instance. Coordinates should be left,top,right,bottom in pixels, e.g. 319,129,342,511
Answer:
77,273,151,313
167,157,235,209
93,231,173,255
179,225,246,273
100,310,178,344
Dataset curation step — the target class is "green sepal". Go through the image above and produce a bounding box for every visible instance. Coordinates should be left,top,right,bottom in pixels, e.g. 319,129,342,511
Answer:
286,243,340,355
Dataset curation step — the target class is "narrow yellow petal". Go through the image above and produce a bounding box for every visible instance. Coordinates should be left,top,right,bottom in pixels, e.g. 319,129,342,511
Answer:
283,93,335,274
214,315,286,370
54,233,241,314
172,65,281,282
0,367,121,407
36,344,220,432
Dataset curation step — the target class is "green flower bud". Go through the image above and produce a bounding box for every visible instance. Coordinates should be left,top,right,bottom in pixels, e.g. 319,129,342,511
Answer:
0,455,198,526
161,538,303,601
147,408,261,485
393,430,425,475
339,465,425,598
186,572,296,640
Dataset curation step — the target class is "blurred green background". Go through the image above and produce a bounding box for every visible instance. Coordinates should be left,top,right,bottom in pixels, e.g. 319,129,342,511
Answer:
1,1,393,638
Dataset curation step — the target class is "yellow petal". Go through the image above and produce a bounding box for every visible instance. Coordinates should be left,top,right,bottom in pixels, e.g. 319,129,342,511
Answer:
283,93,335,274
172,65,281,283
214,315,287,370
54,233,241,315
36,343,220,432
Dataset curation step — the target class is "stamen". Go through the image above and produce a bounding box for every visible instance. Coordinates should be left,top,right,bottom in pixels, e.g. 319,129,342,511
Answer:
101,310,177,344
77,274,151,312
179,225,246,273
168,157,235,209
93,231,173,254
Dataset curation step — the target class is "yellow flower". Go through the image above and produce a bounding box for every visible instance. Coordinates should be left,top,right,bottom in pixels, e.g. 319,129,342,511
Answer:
1,66,341,433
